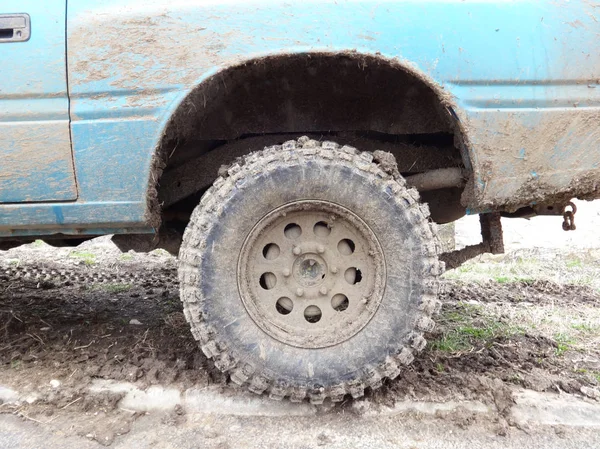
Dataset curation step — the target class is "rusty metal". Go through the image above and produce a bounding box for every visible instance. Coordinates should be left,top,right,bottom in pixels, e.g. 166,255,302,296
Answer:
440,212,504,270
532,203,564,216
562,202,577,231
480,212,504,254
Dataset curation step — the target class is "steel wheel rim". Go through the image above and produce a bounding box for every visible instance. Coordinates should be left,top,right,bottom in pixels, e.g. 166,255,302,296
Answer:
237,200,386,349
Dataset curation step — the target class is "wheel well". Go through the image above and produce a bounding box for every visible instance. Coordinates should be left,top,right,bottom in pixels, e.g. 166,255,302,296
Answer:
161,52,458,142
136,52,470,252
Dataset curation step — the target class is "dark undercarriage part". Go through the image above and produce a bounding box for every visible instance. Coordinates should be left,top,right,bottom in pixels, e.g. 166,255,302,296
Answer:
501,201,572,219
158,132,463,209
0,240,31,251
440,213,505,270
405,167,465,192
502,200,579,232
0,235,94,251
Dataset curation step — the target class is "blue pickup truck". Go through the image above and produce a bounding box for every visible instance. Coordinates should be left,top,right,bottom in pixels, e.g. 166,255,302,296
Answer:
1,1,599,403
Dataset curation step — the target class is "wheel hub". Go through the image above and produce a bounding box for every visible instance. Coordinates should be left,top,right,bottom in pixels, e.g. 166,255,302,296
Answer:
293,254,326,287
238,200,386,348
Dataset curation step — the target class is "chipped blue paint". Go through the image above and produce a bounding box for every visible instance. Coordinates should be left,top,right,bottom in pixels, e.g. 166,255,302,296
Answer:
1,0,599,237
52,206,65,225
466,208,492,216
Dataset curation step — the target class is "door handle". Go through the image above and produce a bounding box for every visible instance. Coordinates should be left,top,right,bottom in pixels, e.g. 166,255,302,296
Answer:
0,14,30,43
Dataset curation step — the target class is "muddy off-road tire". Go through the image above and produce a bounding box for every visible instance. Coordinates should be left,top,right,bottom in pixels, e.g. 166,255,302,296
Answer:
179,137,443,403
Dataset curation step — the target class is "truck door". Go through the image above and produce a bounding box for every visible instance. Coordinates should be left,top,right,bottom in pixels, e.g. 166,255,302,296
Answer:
0,2,77,203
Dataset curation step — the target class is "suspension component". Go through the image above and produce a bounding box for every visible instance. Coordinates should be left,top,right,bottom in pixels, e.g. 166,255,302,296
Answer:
440,212,504,270
562,202,577,231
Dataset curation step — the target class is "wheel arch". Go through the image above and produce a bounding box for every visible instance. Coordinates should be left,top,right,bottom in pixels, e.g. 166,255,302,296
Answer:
145,51,473,228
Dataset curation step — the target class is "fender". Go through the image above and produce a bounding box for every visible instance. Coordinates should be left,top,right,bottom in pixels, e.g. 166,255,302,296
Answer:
66,0,600,217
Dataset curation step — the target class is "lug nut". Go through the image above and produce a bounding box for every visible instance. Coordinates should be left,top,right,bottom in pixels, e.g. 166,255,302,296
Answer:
330,266,338,274
319,286,328,295
296,288,304,297
293,246,301,255
283,268,290,277
317,245,325,254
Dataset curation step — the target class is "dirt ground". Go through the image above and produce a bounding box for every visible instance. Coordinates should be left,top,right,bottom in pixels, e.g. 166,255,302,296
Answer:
1,207,600,448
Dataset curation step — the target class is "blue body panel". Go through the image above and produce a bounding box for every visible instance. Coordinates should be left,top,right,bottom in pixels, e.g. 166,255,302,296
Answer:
0,0,599,237
0,1,77,203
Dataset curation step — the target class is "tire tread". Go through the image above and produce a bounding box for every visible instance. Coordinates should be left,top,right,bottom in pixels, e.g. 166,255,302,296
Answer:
179,137,443,402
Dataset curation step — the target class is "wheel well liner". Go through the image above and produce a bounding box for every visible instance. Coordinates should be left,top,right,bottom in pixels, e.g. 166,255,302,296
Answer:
146,52,470,227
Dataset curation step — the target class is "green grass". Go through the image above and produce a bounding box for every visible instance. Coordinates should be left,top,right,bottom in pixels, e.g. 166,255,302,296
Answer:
571,323,599,333
494,276,511,284
430,322,522,352
553,333,574,356
574,368,600,384
445,261,537,285
443,249,600,290
431,333,471,352
507,373,523,384
101,283,132,293
430,302,525,353
119,253,134,261
86,283,132,293
150,249,170,257
492,274,536,284
68,250,97,266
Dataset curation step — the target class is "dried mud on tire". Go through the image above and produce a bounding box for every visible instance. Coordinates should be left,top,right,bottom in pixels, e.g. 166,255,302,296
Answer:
178,139,442,403
1,253,600,444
